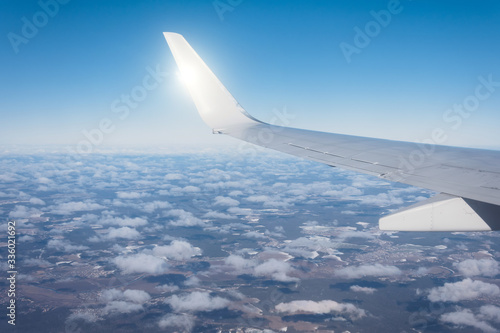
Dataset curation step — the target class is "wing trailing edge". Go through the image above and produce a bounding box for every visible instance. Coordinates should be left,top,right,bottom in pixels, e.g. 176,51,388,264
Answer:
164,32,500,232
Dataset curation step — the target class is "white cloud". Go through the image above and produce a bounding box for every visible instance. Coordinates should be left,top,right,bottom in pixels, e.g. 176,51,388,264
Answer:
103,301,144,314
441,309,497,333
454,259,499,277
101,288,151,303
156,284,180,293
166,291,230,312
100,215,148,227
275,300,366,320
335,264,401,279
243,231,268,239
246,195,271,203
152,240,202,260
184,276,200,287
113,253,169,274
350,285,377,294
9,205,41,219
29,197,46,205
164,173,184,180
67,311,100,323
224,255,297,282
140,200,171,213
22,258,52,267
254,259,298,282
158,314,195,332
104,227,141,240
323,186,363,198
224,255,256,271
358,192,404,207
47,239,88,252
18,235,34,242
167,209,206,227
428,278,500,302
116,191,150,199
203,210,234,219
214,196,239,207
51,201,105,215
480,305,500,323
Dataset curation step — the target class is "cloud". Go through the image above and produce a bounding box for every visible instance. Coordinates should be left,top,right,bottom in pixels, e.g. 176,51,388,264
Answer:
214,196,240,207
242,231,268,239
225,255,256,270
113,253,169,274
335,264,401,279
428,278,500,302
152,240,202,260
358,192,404,207
18,235,34,242
164,173,185,180
100,215,148,227
140,200,171,213
29,197,46,205
166,291,230,312
116,191,150,199
440,309,497,333
104,227,141,240
156,284,180,293
22,258,52,267
167,209,206,227
101,288,151,303
158,314,195,332
283,236,342,259
67,311,100,323
275,300,366,320
480,305,500,323
224,255,298,282
253,259,298,282
103,301,144,314
47,239,88,252
350,285,377,294
184,276,200,287
51,201,105,215
9,205,41,219
203,210,234,219
323,186,363,198
454,259,499,277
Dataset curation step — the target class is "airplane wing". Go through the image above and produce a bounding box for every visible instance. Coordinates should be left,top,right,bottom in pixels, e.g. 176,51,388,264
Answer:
164,32,500,232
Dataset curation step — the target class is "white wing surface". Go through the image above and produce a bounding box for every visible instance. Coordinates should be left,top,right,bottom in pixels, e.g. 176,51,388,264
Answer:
164,32,500,231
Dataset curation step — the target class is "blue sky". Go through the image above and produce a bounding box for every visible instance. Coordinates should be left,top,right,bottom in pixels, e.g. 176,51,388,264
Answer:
1,0,499,150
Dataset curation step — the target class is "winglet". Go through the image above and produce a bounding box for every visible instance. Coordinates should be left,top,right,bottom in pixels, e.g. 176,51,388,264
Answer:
163,32,260,131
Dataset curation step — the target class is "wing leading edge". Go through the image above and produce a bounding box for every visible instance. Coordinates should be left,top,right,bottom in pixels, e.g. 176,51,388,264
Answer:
164,32,500,231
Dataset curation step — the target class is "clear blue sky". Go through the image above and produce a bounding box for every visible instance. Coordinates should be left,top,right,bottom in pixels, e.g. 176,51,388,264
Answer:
1,0,499,150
